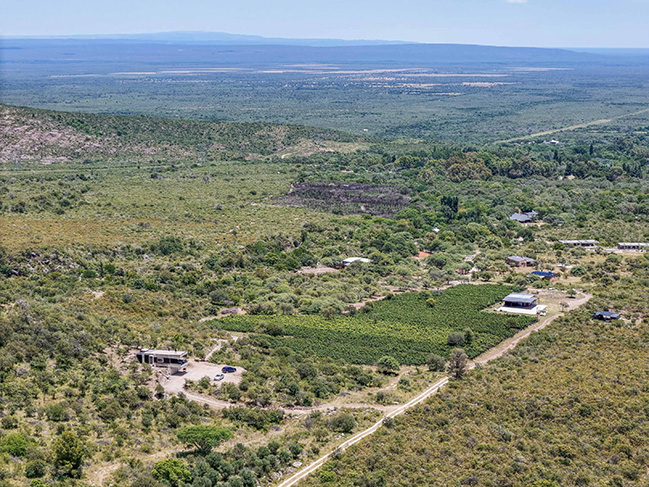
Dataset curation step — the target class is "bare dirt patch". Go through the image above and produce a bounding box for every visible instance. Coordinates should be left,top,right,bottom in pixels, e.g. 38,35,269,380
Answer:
297,266,339,275
199,308,246,322
161,360,244,395
88,290,105,300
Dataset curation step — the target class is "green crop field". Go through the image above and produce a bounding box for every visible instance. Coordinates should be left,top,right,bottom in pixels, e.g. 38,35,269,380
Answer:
215,285,535,365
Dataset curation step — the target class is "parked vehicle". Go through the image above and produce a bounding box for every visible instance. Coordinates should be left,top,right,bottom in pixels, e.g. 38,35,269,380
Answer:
214,373,225,381
222,366,237,373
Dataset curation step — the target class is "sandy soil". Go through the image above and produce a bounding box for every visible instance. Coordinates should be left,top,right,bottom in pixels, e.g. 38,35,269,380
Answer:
88,290,105,300
198,308,246,322
297,266,339,275
161,339,244,395
162,362,243,394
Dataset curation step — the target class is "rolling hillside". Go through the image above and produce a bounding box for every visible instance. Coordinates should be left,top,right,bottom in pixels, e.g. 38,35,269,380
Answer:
0,104,363,164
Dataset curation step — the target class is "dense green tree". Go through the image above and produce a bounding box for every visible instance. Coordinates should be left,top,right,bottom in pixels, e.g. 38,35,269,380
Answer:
377,355,400,374
0,432,30,457
176,425,233,453
152,459,192,487
52,430,85,478
464,328,474,345
447,332,465,346
329,413,356,434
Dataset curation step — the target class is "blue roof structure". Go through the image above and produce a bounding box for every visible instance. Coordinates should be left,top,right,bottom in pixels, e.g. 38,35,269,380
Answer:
531,271,556,278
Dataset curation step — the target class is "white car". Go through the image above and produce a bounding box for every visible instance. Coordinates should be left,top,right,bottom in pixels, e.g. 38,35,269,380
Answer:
214,373,225,381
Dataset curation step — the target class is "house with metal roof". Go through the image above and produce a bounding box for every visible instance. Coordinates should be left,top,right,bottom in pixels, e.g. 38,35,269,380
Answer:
509,211,539,224
507,255,536,267
502,293,538,308
497,292,546,315
592,311,622,321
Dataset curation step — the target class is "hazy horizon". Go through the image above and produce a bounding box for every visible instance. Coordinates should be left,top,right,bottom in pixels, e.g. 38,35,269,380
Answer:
3,0,649,48
4,30,649,51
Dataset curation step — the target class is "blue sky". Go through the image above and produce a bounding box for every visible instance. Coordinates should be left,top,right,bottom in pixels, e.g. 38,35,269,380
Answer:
2,0,648,47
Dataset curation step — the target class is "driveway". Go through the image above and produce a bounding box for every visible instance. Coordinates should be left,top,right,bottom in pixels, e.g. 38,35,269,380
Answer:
162,360,244,395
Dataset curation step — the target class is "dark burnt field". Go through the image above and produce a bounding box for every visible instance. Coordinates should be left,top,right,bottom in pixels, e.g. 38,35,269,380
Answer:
278,182,412,217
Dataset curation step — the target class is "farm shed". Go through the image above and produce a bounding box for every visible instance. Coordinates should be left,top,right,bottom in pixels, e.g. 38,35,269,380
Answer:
559,240,599,248
136,349,188,372
593,311,622,321
507,255,536,267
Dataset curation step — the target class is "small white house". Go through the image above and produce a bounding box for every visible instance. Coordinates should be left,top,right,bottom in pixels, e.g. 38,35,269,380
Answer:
497,292,546,316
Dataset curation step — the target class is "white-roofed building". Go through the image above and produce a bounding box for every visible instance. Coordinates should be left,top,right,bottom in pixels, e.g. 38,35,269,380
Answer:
343,257,372,266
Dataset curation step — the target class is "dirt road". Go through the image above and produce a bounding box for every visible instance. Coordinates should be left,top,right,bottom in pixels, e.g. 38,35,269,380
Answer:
276,376,451,487
182,365,408,416
275,292,592,487
89,292,590,486
497,107,649,143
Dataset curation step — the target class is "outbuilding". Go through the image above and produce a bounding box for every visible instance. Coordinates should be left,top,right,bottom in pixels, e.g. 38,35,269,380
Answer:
136,349,188,372
592,311,621,321
559,240,599,248
617,242,649,251
507,255,536,267
343,257,372,266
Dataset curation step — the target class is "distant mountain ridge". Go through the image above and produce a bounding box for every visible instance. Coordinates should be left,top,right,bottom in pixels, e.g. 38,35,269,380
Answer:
3,30,412,47
7,31,648,65
5,31,648,60
2,39,622,67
